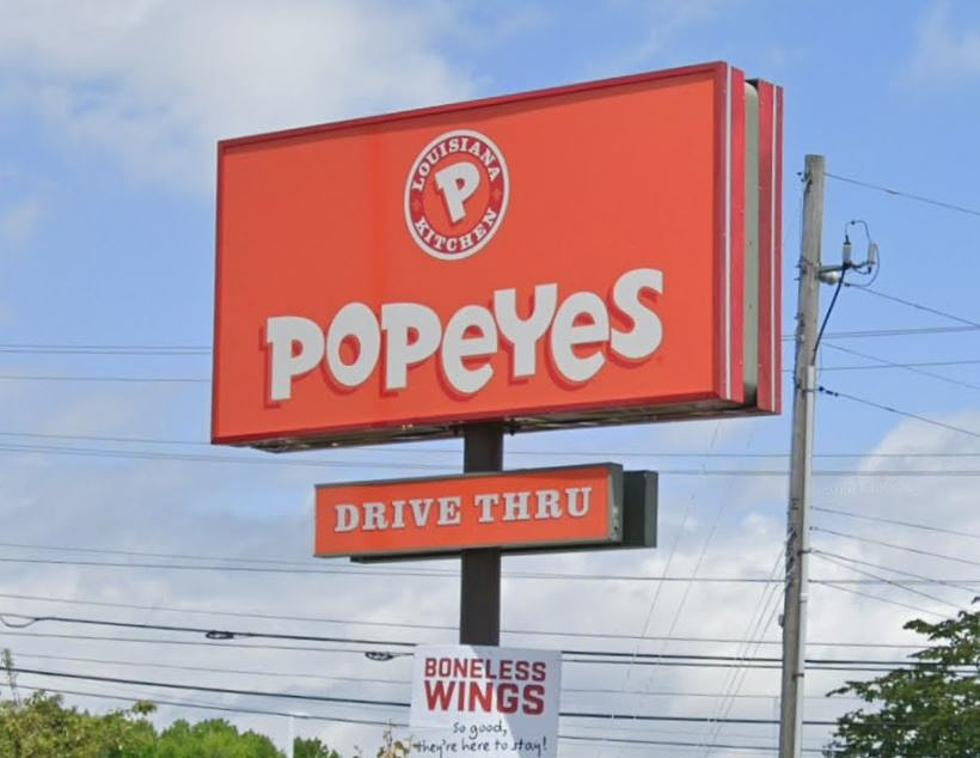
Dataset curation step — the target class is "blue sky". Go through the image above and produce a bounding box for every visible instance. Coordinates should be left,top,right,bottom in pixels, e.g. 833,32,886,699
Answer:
1,2,980,756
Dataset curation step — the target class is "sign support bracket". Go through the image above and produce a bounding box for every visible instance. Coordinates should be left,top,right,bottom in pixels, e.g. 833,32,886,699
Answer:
460,423,504,645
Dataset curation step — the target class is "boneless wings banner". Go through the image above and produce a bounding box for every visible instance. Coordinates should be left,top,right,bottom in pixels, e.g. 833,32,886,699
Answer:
410,645,561,758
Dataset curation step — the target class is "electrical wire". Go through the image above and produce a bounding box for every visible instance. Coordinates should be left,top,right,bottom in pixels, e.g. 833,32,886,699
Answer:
813,506,980,540
8,666,849,726
842,285,980,328
817,385,980,440
0,590,936,647
0,374,209,383
812,582,947,619
10,683,836,754
1,612,950,671
7,428,980,459
10,440,980,475
810,549,980,596
811,552,966,613
820,343,980,391
811,526,980,568
814,270,846,360
824,172,980,218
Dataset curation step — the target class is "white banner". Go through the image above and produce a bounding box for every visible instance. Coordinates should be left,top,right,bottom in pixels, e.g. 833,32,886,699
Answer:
409,645,561,758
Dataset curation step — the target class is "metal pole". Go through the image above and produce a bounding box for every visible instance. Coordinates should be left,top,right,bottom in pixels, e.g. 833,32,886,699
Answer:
779,154,824,758
460,423,503,645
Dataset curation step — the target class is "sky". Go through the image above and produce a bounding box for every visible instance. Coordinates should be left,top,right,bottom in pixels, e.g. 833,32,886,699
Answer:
1,1,980,756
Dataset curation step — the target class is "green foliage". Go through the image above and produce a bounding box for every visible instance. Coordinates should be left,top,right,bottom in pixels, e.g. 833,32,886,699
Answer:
0,690,157,757
825,606,980,757
294,736,342,758
0,649,387,758
155,718,283,757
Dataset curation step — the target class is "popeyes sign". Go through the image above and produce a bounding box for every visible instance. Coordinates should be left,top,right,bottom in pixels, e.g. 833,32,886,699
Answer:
212,62,783,448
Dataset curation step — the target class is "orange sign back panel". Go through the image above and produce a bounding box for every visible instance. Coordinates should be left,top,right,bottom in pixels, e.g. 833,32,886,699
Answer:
213,62,767,448
315,464,624,558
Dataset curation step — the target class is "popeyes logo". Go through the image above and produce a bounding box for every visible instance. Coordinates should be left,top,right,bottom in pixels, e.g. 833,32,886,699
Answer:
405,129,509,261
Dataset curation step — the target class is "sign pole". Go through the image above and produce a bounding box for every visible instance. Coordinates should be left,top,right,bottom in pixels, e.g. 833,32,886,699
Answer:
778,154,824,758
460,423,504,645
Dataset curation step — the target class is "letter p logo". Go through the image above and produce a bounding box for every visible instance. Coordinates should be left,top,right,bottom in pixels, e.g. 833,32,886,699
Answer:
434,162,480,224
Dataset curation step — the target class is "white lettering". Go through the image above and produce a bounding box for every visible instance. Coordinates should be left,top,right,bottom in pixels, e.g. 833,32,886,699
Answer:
566,487,592,517
475,493,499,523
550,292,610,383
266,316,325,402
326,303,380,388
435,162,481,224
534,489,562,520
362,501,388,531
494,284,557,379
334,504,359,533
381,303,442,391
610,268,664,360
502,491,531,522
441,305,498,395
437,496,462,526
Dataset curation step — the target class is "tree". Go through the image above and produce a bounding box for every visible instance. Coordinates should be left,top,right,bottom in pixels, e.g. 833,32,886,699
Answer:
294,737,342,758
825,605,980,757
155,718,283,757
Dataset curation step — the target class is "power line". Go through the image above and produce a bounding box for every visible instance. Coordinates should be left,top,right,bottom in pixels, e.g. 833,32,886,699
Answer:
812,526,980,568
12,683,400,729
7,429,980,460
821,343,980,392
0,629,408,656
11,683,833,754
0,630,924,672
811,549,980,596
0,591,933,648
813,581,947,619
812,552,965,613
8,440,980,476
814,506,980,540
843,285,980,328
0,374,209,384
1,549,978,585
790,325,979,340
5,666,850,726
2,323,974,357
0,343,210,353
6,651,860,701
824,171,980,218
818,385,980,440
2,612,945,670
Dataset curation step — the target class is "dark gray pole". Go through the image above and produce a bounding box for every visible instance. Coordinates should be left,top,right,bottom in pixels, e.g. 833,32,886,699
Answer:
779,154,824,758
460,423,504,645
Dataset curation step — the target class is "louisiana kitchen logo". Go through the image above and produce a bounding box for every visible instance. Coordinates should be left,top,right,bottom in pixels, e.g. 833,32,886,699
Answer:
404,129,509,261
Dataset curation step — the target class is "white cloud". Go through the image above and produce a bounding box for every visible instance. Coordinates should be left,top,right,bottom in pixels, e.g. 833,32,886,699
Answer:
0,0,475,192
908,2,980,83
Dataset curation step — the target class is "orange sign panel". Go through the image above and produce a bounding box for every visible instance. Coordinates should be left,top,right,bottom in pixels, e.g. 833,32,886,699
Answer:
315,465,621,558
213,62,780,448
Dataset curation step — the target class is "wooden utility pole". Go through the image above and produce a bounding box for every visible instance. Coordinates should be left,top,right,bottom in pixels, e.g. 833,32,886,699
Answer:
459,423,504,645
779,154,825,757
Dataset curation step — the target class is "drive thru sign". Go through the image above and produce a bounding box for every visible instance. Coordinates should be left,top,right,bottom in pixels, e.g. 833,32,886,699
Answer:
211,61,782,449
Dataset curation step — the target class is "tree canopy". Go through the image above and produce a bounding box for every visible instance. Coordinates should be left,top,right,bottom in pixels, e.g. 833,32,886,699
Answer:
826,605,980,757
1,651,352,758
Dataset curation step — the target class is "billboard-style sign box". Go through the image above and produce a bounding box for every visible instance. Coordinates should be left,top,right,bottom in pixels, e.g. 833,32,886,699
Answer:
213,62,782,449
314,464,656,559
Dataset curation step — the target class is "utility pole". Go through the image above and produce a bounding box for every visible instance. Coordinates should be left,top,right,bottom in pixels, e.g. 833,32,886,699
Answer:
459,423,504,645
779,154,825,758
